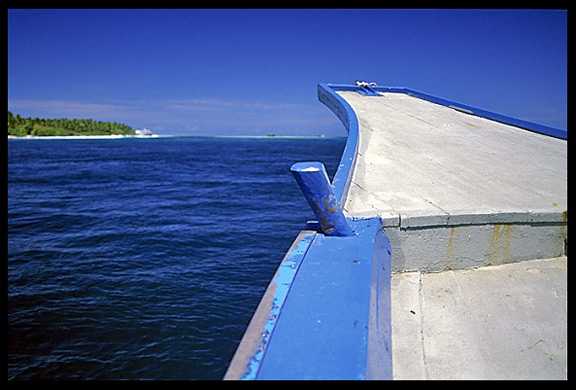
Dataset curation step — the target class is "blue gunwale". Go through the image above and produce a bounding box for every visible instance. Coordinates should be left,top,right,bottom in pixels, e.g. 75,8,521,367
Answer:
320,83,567,143
225,84,393,380
226,82,566,380
317,84,360,206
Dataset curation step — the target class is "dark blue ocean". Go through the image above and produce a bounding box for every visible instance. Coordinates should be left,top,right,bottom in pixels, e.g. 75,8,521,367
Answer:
7,136,346,380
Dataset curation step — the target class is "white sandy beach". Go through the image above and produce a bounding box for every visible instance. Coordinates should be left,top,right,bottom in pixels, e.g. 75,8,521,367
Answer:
8,134,159,139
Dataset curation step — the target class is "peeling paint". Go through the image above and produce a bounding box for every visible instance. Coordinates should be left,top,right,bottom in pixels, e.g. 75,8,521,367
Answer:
254,217,392,380
240,232,315,380
291,162,353,236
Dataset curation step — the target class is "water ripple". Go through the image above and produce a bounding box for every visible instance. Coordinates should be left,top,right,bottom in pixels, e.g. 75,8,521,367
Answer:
8,137,345,379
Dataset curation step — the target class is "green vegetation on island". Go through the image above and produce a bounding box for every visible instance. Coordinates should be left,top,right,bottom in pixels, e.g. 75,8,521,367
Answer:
8,111,135,137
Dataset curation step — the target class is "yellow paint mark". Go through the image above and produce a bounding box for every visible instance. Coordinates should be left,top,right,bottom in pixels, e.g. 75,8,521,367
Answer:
502,225,513,263
488,224,514,265
445,226,456,270
552,203,567,222
488,224,500,264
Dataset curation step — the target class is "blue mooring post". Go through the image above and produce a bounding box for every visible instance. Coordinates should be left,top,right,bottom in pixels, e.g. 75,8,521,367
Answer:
291,162,354,237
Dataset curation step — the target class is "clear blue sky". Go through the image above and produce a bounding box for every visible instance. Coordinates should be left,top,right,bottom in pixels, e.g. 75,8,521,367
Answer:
8,9,567,136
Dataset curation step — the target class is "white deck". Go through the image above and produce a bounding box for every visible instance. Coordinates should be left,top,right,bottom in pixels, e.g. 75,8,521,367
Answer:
338,91,567,272
337,90,567,379
339,91,566,224
391,256,567,379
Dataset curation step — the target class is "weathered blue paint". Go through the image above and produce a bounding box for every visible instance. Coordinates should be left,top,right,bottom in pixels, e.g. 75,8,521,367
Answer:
227,83,393,380
291,162,353,237
239,232,316,380
255,218,392,380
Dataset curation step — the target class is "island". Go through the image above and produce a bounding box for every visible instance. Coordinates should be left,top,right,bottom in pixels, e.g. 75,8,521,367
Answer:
8,111,136,137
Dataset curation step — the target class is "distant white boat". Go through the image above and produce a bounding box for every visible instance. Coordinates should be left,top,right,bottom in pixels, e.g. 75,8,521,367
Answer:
134,128,157,137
